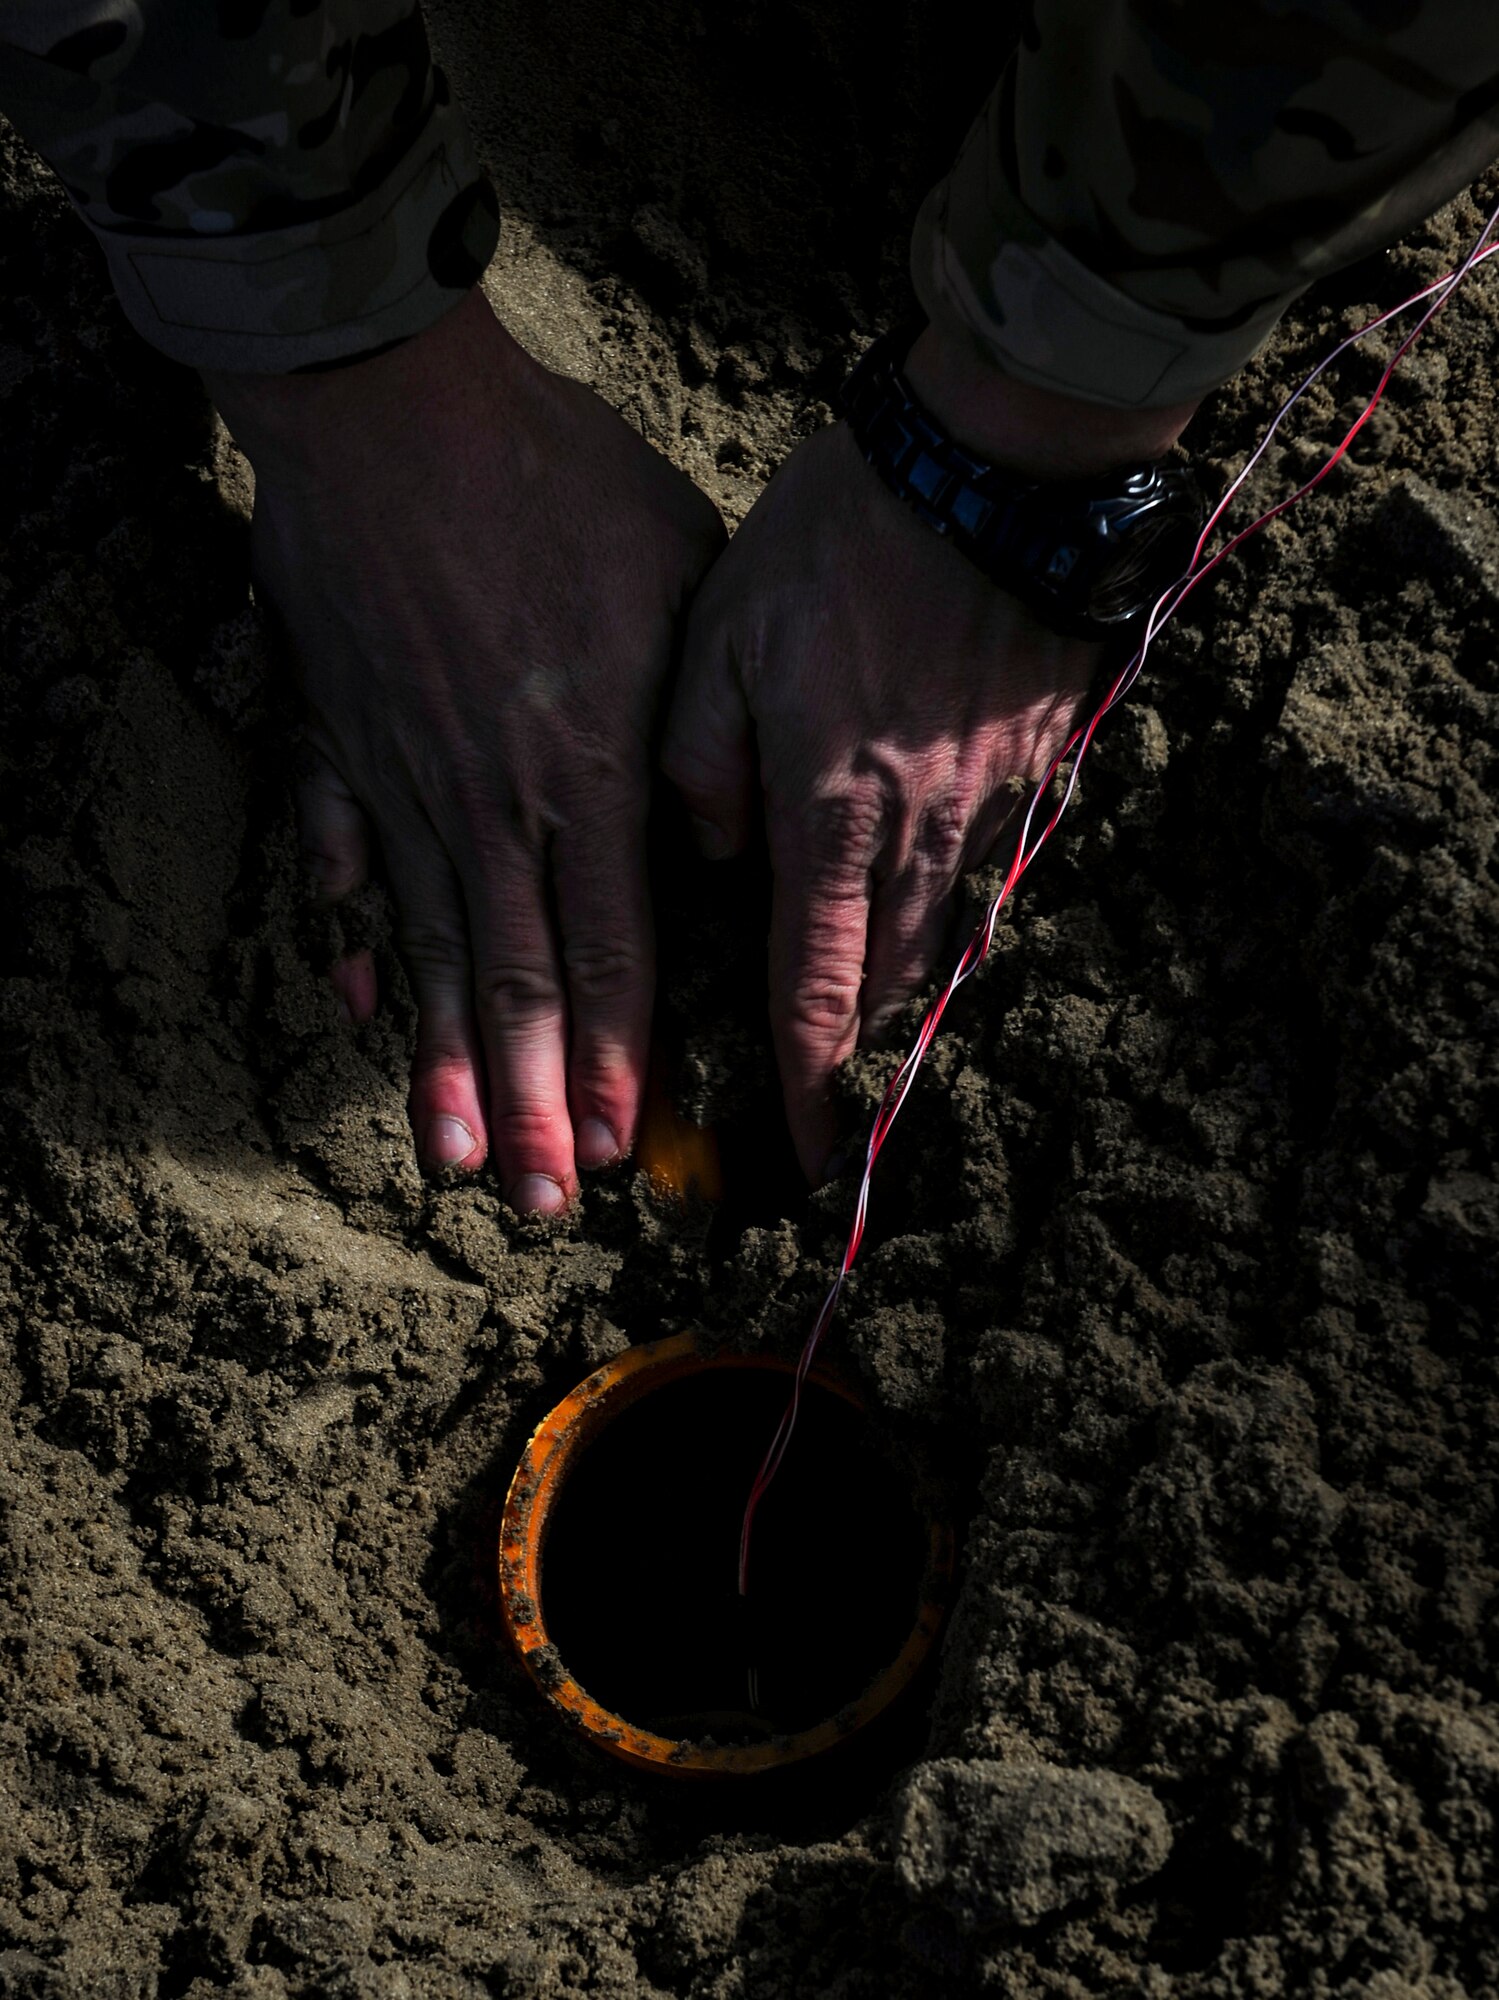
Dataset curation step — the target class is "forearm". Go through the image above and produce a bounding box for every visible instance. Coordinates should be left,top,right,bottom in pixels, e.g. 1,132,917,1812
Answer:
903,322,1200,481
0,1,498,373
917,0,1499,412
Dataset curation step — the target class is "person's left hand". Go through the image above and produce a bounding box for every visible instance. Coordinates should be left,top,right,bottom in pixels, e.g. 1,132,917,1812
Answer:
660,423,1094,1182
661,328,1197,1183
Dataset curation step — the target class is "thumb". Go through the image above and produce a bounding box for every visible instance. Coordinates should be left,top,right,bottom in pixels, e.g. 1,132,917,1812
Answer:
661,607,756,860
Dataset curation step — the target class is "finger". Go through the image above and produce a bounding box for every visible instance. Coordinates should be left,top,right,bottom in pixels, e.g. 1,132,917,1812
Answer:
553,797,653,1172
661,607,756,861
298,750,385,1025
958,777,1035,884
465,851,576,1215
768,789,884,1184
296,743,372,906
330,949,377,1026
859,799,969,1047
382,823,488,1175
861,773,1046,1043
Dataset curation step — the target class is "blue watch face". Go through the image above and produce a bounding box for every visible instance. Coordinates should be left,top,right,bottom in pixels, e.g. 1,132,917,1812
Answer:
841,325,1204,636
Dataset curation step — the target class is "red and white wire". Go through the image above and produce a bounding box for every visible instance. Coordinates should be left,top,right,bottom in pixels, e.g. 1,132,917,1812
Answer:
738,196,1499,1596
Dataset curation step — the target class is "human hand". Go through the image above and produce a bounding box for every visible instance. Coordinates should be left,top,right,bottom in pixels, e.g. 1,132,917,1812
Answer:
206,290,725,1212
662,327,1196,1182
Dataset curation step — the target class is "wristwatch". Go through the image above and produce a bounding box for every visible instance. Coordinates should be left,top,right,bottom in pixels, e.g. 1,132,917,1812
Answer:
837,323,1204,641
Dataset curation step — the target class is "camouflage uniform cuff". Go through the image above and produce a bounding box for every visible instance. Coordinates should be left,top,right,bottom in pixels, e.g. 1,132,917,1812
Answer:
911,147,1287,414
89,98,499,377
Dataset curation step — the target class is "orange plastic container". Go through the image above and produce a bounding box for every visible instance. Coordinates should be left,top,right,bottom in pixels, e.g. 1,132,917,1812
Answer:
497,1330,953,1777
633,1054,724,1204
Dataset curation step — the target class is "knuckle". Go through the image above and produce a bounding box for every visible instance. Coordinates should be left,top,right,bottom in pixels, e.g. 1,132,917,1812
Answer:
473,960,563,1024
562,937,648,1011
301,841,362,902
554,791,645,854
915,798,971,876
487,1101,569,1157
564,738,643,797
398,919,468,988
410,1045,473,1089
569,1045,634,1103
454,780,537,854
803,787,886,871
784,973,861,1048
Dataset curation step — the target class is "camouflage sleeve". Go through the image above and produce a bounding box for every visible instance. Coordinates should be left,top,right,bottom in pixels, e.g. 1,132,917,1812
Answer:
0,1,499,374
914,1,1499,411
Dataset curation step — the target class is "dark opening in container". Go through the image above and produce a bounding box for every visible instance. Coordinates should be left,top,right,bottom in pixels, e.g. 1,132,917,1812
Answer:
540,1368,926,1743
498,1334,952,1776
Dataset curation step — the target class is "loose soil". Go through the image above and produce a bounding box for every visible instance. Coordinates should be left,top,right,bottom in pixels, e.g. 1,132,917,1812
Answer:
2,5,1497,1996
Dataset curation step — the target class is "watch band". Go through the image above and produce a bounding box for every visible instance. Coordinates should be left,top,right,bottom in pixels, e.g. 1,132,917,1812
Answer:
837,322,1202,640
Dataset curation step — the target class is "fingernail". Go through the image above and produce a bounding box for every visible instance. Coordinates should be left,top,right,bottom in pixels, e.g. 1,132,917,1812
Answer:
427,1115,479,1168
575,1118,621,1169
690,814,733,861
508,1173,568,1216
334,992,354,1027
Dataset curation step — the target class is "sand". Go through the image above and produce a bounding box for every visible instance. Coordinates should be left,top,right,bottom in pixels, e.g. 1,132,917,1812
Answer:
2,3,1497,1994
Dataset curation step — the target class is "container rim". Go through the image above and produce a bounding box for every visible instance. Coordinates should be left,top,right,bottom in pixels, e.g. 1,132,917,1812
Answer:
496,1330,954,1777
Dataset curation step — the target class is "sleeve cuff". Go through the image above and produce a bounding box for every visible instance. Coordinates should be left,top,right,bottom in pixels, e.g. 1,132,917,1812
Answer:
910,99,1291,412
87,95,499,376
912,37,1499,416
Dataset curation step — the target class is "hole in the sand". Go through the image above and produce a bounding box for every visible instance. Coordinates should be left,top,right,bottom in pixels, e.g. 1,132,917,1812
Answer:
539,1369,927,1743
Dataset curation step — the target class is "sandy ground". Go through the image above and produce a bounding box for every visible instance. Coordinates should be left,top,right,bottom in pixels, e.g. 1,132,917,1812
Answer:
3,4,1498,1995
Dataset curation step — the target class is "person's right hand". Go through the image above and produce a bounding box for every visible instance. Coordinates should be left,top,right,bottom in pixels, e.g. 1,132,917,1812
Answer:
205,289,725,1213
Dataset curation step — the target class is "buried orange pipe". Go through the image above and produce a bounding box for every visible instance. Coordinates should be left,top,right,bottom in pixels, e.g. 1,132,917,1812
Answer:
496,1331,954,1778
632,1051,724,1204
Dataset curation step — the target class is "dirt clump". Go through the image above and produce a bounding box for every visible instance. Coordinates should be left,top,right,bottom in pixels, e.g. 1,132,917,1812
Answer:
893,1757,1173,1931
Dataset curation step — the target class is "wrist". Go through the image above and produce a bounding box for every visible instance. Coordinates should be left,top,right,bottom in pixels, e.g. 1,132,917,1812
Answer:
839,323,1206,639
203,287,504,479
903,323,1200,482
